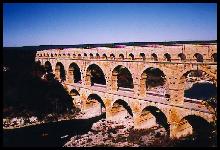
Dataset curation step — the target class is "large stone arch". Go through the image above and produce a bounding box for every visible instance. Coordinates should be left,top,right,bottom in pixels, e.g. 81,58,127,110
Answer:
109,62,134,74
179,109,215,124
138,65,169,97
84,93,106,118
135,105,169,131
111,64,134,91
85,62,107,76
170,65,217,105
69,88,81,108
178,67,217,95
55,62,66,81
85,63,106,86
172,114,214,141
68,62,82,83
44,61,53,72
109,99,134,121
138,64,169,80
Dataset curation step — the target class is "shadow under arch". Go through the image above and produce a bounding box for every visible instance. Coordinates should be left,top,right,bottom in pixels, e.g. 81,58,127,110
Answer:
69,89,80,96
44,61,52,73
87,93,106,108
55,62,66,81
194,53,203,62
178,115,214,142
68,62,81,83
86,64,106,86
111,99,133,117
164,53,171,62
139,67,167,97
179,70,217,101
184,81,216,100
85,93,106,118
112,65,134,90
140,106,169,132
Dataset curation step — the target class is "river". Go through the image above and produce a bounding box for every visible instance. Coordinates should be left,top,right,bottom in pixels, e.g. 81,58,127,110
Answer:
3,113,105,147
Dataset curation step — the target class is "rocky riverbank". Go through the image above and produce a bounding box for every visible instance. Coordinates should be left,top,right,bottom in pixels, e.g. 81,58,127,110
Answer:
64,116,168,147
3,112,80,130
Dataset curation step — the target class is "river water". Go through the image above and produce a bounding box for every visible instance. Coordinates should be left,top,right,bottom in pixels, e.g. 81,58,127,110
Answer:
3,113,105,147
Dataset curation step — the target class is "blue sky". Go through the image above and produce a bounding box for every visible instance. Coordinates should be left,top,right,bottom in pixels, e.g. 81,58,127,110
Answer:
3,3,217,47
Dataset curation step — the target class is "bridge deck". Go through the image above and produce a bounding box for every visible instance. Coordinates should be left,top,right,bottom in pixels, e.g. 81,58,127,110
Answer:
65,82,214,114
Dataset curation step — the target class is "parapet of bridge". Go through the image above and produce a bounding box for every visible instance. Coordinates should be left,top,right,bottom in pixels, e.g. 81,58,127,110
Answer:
36,43,217,139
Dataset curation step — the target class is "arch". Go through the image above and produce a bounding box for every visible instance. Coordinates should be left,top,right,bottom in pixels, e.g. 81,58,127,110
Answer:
78,54,82,59
68,62,81,83
54,53,57,57
85,94,106,117
179,69,217,102
129,53,135,60
110,53,115,59
175,115,214,143
164,53,171,62
44,61,52,73
140,53,146,60
178,53,186,61
194,53,203,62
63,53,66,57
112,65,134,90
139,106,169,131
58,54,61,57
151,53,158,61
211,53,217,62
51,54,54,57
69,89,80,96
85,64,106,86
102,54,107,59
72,54,76,58
87,94,105,108
178,68,217,106
89,53,94,59
96,53,100,59
119,54,124,60
139,67,167,97
55,62,66,81
84,53,87,58
36,60,41,65
69,89,81,108
67,53,70,57
111,99,133,117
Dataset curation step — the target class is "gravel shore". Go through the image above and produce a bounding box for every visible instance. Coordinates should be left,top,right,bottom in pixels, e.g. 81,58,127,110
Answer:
64,115,168,147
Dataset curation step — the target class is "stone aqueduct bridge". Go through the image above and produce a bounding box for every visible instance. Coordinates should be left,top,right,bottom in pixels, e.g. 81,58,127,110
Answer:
36,44,217,139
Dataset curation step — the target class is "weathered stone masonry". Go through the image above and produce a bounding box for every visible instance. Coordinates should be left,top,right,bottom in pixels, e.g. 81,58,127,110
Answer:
36,44,217,139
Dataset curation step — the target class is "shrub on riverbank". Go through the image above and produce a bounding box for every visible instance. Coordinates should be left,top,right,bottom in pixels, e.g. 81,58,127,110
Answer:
4,62,77,126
